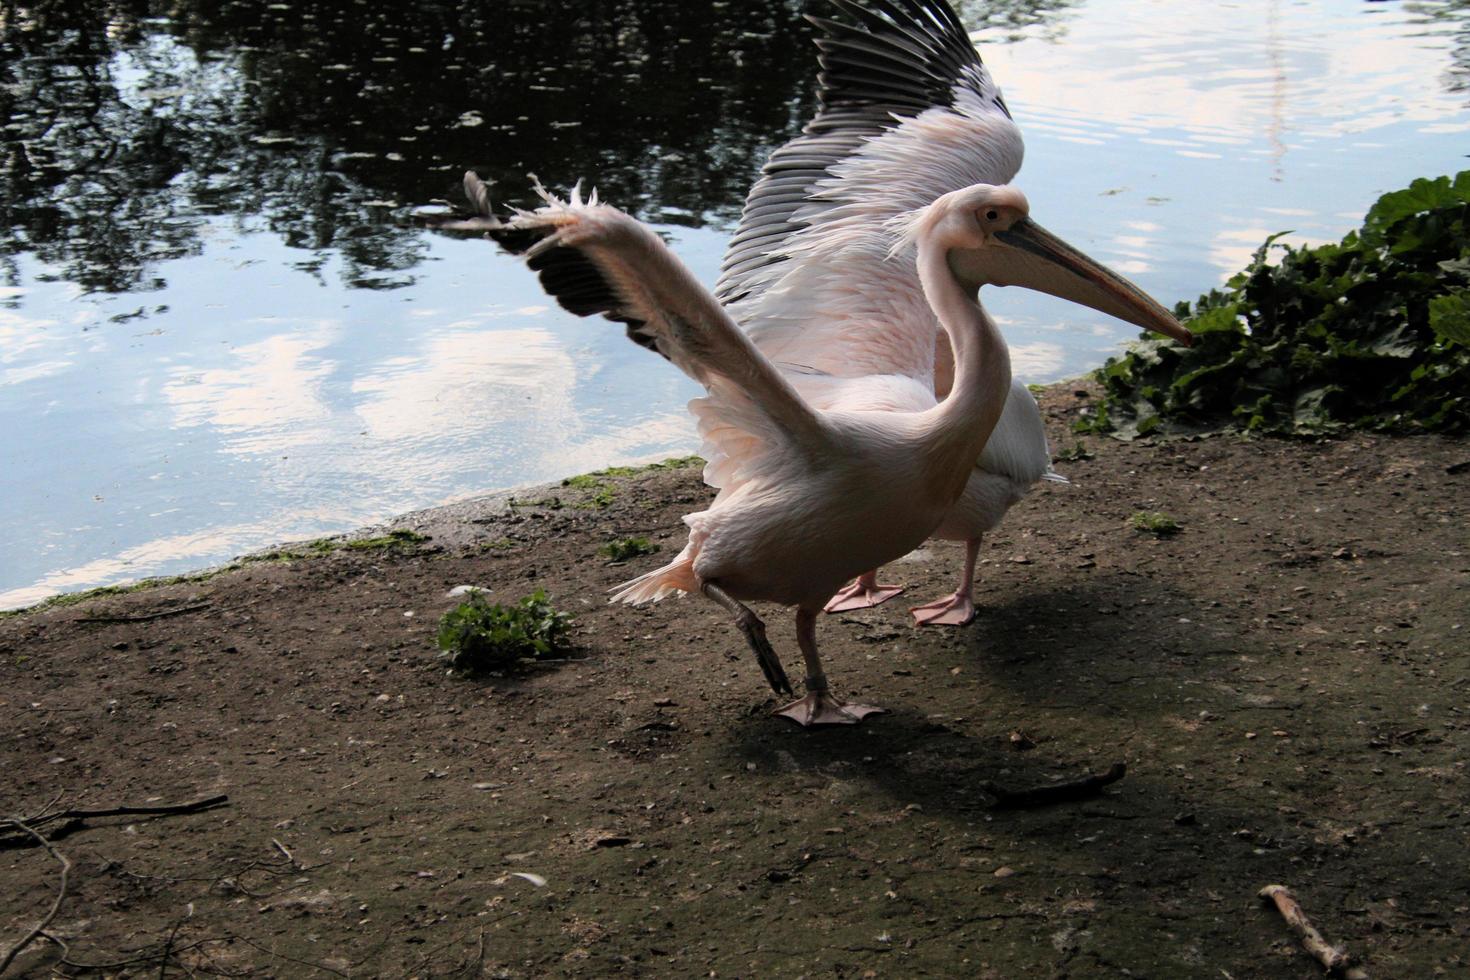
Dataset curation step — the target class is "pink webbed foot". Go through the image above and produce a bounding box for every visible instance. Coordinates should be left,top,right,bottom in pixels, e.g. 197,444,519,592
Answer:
909,592,976,627
774,690,885,727
823,574,905,614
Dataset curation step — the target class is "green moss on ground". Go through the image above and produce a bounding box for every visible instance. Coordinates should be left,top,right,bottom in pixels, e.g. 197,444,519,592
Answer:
1130,511,1182,537
556,455,705,510
599,537,660,562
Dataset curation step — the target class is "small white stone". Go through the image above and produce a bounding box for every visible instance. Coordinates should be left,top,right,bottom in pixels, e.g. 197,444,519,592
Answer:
447,585,489,599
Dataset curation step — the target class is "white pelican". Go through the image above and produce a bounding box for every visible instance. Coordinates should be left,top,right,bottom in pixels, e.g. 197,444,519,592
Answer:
443,0,1191,725
715,0,1104,626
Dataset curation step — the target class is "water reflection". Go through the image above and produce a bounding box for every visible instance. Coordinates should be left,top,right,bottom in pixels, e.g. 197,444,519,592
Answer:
0,0,823,295
953,0,1078,40
161,330,337,454
1408,0,1470,93
4,0,1470,607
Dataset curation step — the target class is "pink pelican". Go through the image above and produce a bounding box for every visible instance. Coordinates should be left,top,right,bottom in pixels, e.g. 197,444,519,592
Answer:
719,0,1119,627
444,0,1190,725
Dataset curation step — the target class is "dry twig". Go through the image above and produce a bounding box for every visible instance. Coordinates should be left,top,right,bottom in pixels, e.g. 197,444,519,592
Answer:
1,795,230,974
34,932,228,975
50,794,229,822
0,818,72,975
0,794,229,847
981,762,1127,809
230,935,351,977
1259,884,1369,978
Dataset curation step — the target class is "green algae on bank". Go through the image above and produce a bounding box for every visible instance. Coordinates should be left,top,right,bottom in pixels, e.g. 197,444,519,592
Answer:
0,456,709,618
0,530,433,620
556,456,708,510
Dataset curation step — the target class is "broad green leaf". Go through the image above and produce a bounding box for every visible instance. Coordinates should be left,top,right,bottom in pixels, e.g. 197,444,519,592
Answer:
1363,173,1470,245
1429,290,1470,346
1183,302,1245,335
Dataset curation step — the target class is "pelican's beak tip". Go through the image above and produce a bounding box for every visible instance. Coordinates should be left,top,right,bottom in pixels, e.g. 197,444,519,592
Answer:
1178,326,1194,348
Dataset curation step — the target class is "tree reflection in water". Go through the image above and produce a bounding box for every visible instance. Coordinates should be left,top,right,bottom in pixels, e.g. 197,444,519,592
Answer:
1406,0,1470,94
5,0,1470,301
0,0,831,295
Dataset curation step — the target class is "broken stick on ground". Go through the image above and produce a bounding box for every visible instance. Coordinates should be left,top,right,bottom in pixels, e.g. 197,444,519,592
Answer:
0,793,229,845
1259,884,1369,979
981,762,1126,809
0,794,231,974
0,817,71,975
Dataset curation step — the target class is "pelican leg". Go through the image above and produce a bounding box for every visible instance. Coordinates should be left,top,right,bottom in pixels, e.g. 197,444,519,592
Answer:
775,607,885,727
910,537,981,627
822,570,905,613
702,581,793,697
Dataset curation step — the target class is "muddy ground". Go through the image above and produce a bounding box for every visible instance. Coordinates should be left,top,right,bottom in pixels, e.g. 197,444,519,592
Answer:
2,387,1468,978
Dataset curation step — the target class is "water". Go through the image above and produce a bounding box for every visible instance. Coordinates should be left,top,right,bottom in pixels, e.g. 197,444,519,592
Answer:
2,0,1468,608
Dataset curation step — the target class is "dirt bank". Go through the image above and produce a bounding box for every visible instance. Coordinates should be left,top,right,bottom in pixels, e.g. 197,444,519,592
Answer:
2,387,1467,977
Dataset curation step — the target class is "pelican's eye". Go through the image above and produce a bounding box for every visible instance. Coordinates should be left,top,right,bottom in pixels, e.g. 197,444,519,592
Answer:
984,209,999,222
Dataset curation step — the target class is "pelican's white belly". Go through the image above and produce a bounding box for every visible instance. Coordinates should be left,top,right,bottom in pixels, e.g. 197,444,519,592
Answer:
931,468,1028,541
686,414,956,607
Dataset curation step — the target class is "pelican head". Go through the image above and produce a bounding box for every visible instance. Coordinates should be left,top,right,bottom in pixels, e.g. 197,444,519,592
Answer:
907,183,1193,346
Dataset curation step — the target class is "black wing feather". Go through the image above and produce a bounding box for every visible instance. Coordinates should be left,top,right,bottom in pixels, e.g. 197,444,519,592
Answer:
715,0,1005,306
446,173,662,355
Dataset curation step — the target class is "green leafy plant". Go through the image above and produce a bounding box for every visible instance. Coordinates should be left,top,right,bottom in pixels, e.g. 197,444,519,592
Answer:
599,537,660,563
1079,171,1470,438
436,589,574,673
1130,511,1181,537
1054,442,1094,462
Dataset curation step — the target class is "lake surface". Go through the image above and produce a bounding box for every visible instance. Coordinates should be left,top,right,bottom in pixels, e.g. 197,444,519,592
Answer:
3,0,1468,608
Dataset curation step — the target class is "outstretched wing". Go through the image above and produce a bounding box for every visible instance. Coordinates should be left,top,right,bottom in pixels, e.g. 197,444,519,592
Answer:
718,0,1024,384
446,172,829,472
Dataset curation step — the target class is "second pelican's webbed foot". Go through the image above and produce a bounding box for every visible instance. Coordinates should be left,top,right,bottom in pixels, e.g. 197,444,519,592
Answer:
909,591,976,627
823,571,905,613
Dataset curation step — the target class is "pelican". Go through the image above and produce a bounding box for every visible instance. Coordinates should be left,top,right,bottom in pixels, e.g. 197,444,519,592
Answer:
442,0,1190,725
715,0,1100,627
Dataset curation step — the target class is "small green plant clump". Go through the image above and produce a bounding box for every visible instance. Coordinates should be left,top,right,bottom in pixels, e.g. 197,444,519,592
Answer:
558,473,619,509
599,537,660,562
1130,511,1181,537
578,486,617,510
1079,171,1470,438
1054,442,1094,463
436,588,574,673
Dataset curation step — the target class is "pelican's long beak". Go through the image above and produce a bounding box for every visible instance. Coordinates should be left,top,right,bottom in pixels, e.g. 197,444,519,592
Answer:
974,218,1193,346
